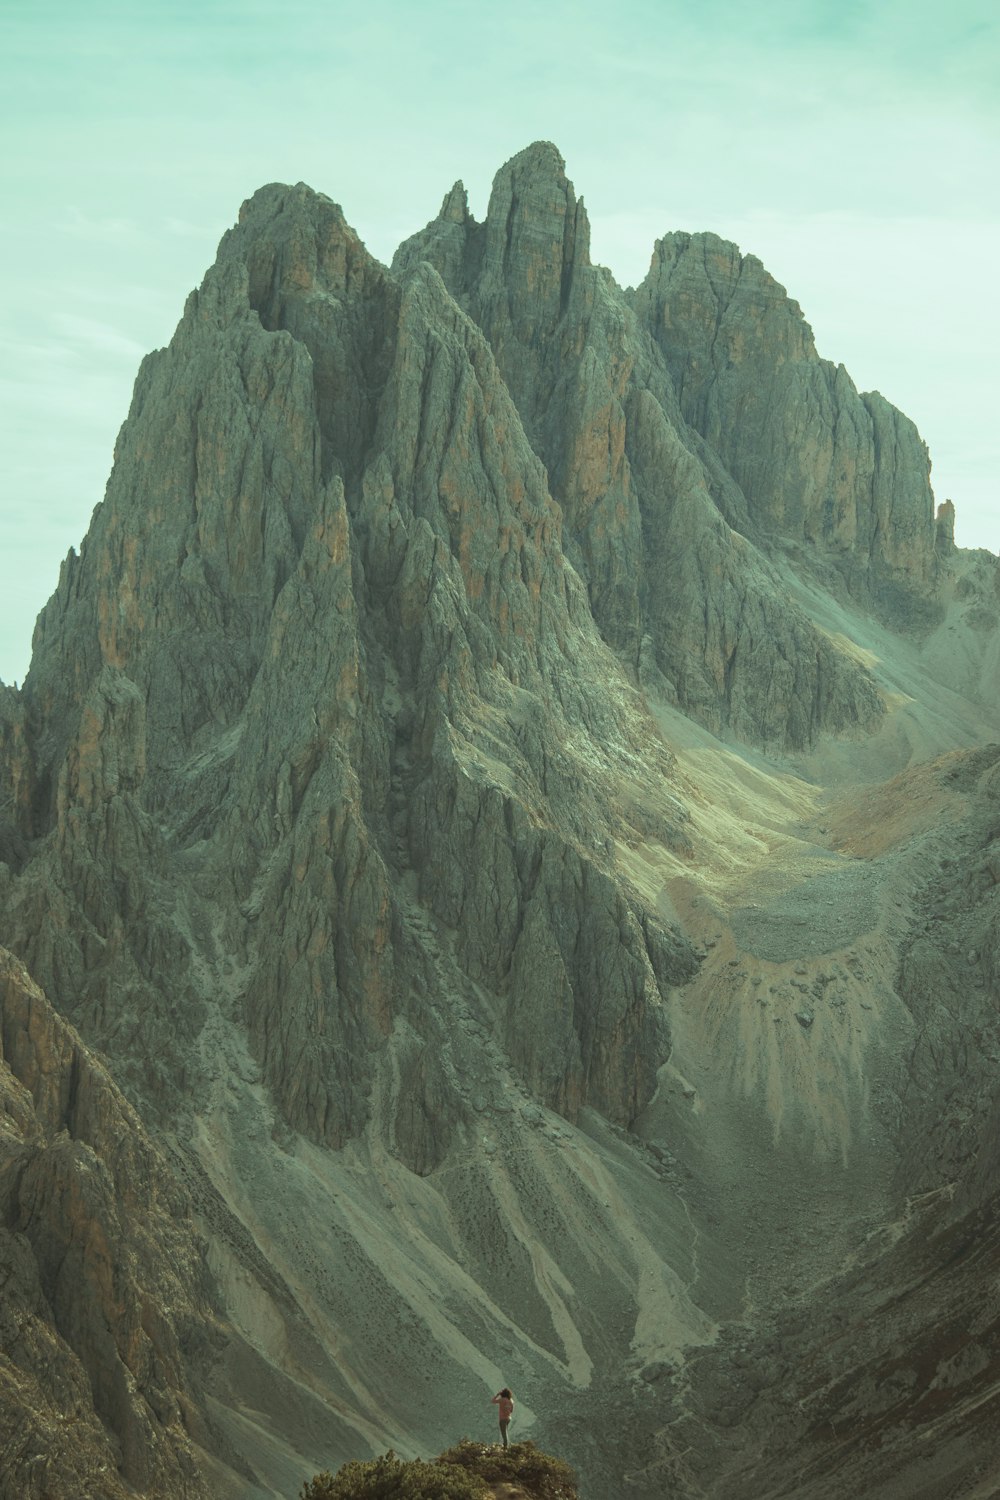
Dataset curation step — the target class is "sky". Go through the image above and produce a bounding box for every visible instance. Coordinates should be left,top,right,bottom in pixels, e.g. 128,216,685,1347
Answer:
1,0,997,684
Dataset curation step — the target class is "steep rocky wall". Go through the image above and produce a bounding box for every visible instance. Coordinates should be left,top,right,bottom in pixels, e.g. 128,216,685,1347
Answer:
0,683,31,876
10,172,697,1167
633,230,943,614
0,143,994,1500
0,948,214,1499
394,143,887,747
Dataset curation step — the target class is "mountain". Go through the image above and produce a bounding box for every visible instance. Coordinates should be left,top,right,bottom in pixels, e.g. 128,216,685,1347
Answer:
1,142,999,1499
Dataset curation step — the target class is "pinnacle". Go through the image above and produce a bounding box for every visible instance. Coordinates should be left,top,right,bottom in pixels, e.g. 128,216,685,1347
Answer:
439,180,469,223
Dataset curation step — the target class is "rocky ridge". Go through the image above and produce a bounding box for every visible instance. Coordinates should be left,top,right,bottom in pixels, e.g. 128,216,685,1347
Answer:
392,142,945,744
0,144,998,1498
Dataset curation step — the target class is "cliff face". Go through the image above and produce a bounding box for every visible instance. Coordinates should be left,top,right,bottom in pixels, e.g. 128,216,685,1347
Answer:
1,144,999,1500
393,142,888,747
0,947,213,1500
12,173,697,1172
633,233,942,600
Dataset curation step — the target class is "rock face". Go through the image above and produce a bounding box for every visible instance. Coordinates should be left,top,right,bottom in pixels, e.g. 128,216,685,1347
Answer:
393,142,887,746
632,233,944,606
1,143,999,1499
0,947,212,1500
12,177,694,1164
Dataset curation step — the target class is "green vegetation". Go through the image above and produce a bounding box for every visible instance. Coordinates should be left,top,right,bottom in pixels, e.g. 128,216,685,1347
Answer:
301,1439,579,1500
300,1450,487,1500
438,1440,578,1499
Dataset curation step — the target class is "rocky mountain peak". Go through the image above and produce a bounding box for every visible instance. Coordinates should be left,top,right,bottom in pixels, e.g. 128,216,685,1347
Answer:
2,142,997,1500
393,141,591,327
439,179,470,224
223,181,375,316
639,228,816,367
936,496,956,550
480,139,591,332
633,225,938,604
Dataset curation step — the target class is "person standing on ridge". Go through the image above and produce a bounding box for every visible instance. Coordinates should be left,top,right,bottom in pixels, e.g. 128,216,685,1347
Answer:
491,1387,514,1447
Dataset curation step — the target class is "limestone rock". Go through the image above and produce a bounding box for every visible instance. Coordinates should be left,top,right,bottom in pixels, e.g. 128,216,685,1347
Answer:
11,173,695,1162
935,496,956,551
0,682,31,874
632,231,939,615
395,144,886,745
0,947,211,1499
1,143,996,1500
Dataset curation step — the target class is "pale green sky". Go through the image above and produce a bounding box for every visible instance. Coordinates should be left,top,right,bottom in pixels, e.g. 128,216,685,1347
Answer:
1,0,997,682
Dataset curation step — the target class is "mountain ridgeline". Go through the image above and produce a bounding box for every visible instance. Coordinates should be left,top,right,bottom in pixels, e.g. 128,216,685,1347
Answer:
1,143,999,1500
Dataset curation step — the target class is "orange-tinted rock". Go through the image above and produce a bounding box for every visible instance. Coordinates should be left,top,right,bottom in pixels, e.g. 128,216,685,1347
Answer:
0,948,211,1499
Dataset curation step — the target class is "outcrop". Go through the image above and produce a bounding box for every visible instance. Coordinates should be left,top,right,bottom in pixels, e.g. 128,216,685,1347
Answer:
1,143,998,1499
633,232,941,606
0,947,212,1499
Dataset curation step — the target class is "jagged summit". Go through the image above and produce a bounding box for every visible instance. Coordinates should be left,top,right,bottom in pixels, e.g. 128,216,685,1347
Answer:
507,137,568,170
633,226,939,590
439,178,469,223
489,138,573,198
1,144,999,1500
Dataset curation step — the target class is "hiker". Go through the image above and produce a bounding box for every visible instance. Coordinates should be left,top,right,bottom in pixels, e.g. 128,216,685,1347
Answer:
491,1387,514,1447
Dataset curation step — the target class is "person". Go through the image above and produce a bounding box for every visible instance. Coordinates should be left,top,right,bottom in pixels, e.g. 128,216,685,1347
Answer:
491,1387,514,1448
